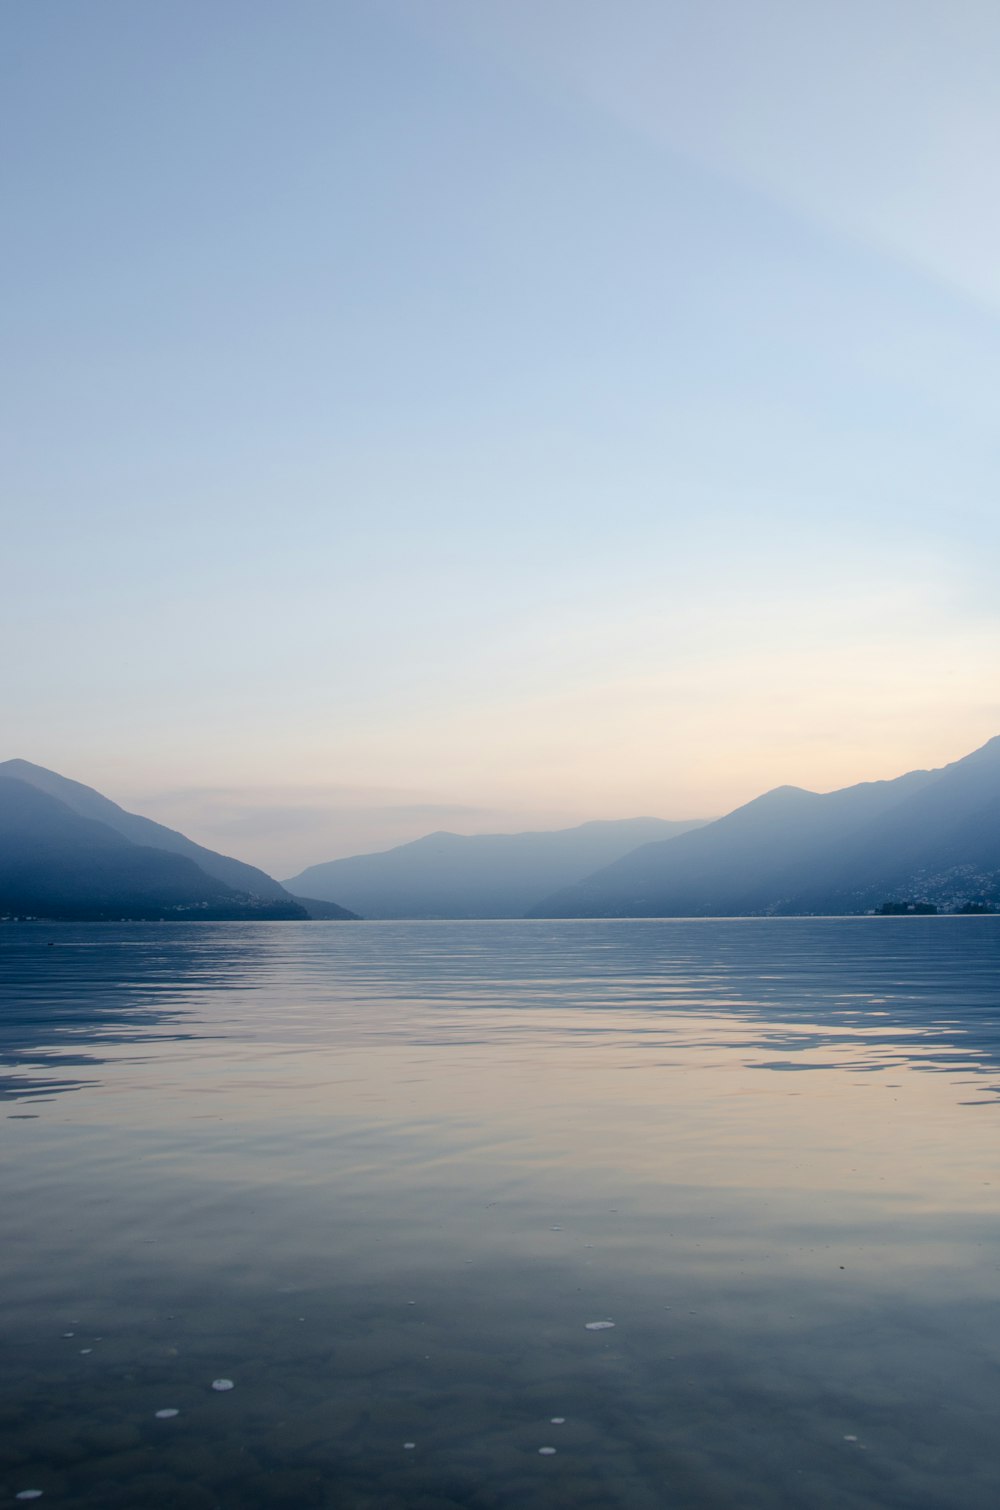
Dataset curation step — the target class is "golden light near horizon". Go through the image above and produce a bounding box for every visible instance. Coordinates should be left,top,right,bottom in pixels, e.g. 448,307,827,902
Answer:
4,0,999,871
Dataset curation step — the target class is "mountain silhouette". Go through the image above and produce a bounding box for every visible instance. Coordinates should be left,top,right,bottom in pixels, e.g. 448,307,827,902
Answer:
284,818,708,919
0,762,357,921
530,738,1000,917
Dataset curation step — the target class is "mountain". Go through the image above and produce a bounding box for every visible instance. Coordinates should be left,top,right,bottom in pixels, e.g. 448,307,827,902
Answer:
0,775,285,920
284,818,709,919
529,738,1000,917
0,759,291,900
0,761,358,921
287,893,360,920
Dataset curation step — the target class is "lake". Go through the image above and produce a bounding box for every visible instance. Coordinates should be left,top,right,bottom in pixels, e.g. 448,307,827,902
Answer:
2,918,999,1509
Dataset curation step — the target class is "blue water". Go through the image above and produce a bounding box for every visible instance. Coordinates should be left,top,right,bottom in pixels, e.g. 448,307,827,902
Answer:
2,918,999,1508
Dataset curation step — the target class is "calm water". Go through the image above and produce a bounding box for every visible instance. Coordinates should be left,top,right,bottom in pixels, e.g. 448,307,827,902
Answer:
2,918,999,1510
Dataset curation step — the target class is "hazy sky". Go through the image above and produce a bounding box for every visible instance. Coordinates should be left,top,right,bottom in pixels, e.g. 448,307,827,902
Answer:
4,1,999,874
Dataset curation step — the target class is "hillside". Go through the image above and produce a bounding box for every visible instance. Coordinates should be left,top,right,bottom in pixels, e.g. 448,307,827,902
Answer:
0,764,357,921
285,817,708,919
0,776,302,920
530,738,1000,917
1,759,293,900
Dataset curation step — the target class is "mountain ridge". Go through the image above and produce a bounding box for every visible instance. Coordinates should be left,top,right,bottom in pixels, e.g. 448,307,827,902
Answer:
285,816,709,919
529,738,1000,917
0,762,358,921
0,759,291,900
6,740,999,923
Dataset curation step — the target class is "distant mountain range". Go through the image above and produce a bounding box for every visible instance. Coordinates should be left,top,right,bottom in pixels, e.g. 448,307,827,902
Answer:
284,818,708,919
0,760,357,922
529,737,1000,917
6,738,1000,923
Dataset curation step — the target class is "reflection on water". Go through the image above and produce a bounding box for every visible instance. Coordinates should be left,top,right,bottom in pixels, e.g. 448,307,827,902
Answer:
1,919,999,1508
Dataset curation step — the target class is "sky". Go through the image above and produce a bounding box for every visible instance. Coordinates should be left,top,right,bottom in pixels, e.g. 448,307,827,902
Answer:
3,0,999,876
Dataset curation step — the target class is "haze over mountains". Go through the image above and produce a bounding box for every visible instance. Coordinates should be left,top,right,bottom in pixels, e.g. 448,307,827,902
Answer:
285,818,707,920
3,738,1000,922
0,761,356,921
530,737,1000,918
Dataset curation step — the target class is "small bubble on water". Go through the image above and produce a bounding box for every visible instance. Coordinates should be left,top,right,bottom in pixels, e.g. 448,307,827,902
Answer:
62,1332,75,1338
16,1493,44,1501
211,1378,235,1392
844,1435,858,1442
403,1442,415,1450
550,1417,566,1424
80,1348,92,1355
585,1321,615,1330
155,1409,180,1419
538,1446,557,1455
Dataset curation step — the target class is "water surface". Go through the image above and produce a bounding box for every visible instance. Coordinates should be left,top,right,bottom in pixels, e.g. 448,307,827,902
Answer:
2,918,999,1508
